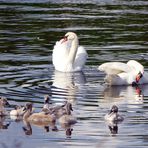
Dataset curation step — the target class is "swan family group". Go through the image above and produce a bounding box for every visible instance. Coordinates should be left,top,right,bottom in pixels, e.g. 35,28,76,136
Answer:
0,32,147,135
52,31,148,124
0,94,123,135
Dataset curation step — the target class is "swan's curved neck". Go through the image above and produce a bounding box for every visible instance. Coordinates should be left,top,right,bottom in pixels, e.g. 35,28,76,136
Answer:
67,37,79,64
127,60,144,74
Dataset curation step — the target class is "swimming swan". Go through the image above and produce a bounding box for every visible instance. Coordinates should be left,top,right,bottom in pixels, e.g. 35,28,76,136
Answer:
10,105,26,116
0,97,10,116
105,105,124,122
58,102,77,125
98,60,148,85
52,32,87,72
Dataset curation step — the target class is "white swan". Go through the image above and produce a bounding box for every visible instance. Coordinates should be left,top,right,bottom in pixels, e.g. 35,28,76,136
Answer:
52,32,88,72
98,60,148,85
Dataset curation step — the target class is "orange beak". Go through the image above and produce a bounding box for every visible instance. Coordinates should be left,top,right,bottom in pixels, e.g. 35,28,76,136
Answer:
136,72,143,83
136,87,141,96
61,36,68,44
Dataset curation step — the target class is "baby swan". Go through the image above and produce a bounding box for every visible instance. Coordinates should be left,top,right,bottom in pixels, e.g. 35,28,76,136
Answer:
10,105,26,116
51,101,69,118
23,103,56,124
42,95,52,110
42,100,68,118
105,105,124,122
0,97,10,116
59,102,77,125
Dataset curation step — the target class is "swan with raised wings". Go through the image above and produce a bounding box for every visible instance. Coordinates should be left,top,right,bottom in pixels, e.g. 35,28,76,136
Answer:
98,60,148,85
52,32,87,72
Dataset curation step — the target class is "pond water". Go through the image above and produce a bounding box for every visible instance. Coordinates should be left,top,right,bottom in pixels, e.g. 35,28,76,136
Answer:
0,0,148,148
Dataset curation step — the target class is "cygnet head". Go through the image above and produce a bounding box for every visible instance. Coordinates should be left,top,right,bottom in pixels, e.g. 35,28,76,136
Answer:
109,105,118,114
44,95,51,104
135,71,143,83
0,97,10,106
105,105,124,122
24,103,33,112
65,102,73,115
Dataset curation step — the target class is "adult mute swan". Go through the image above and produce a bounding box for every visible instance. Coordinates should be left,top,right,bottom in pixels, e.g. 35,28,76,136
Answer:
98,60,148,86
52,32,88,72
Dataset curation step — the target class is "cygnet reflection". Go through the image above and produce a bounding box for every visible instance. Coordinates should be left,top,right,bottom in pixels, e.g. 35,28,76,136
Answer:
22,119,58,136
107,121,118,135
0,116,10,130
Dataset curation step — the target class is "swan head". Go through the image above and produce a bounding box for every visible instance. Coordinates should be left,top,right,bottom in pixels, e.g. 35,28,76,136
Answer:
23,102,33,112
109,105,118,114
135,71,143,83
132,71,143,86
127,60,144,84
0,97,10,106
44,95,52,104
105,105,124,122
61,32,78,44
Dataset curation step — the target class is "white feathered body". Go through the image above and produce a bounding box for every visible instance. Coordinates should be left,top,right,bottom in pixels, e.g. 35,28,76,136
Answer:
98,60,148,85
52,39,87,72
105,112,124,122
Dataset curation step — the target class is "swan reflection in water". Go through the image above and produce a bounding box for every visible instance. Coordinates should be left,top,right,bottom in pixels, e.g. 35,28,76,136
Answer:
22,120,58,136
51,70,86,102
60,123,74,139
50,70,85,137
0,116,10,130
22,113,76,138
107,121,118,135
102,84,148,135
102,84,148,105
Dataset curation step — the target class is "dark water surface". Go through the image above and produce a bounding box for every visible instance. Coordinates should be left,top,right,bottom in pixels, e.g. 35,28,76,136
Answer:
0,0,148,148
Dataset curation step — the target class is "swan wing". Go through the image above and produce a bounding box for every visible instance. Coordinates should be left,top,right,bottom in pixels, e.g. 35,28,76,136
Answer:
52,41,68,63
52,37,87,72
52,40,71,71
74,46,88,71
98,62,132,75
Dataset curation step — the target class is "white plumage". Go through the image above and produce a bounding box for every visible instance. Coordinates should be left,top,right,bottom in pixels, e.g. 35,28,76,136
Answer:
52,32,87,72
98,60,148,85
